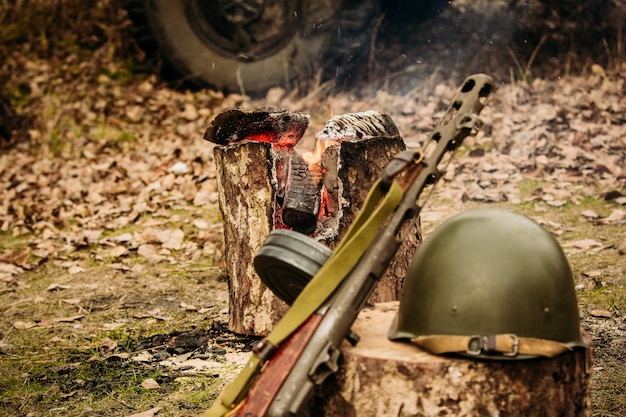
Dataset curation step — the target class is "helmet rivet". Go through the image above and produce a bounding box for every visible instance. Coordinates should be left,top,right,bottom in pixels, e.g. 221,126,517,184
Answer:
451,305,458,312
544,307,551,314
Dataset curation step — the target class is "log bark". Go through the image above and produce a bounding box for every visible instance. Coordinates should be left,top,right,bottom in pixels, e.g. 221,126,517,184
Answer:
214,142,283,336
311,302,592,417
214,136,420,335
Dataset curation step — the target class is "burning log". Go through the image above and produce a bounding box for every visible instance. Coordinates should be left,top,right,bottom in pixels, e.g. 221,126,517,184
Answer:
204,108,308,147
279,154,321,234
206,109,420,335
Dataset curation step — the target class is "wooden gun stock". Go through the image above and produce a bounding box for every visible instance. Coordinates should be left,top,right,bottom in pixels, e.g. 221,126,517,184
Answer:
227,314,323,417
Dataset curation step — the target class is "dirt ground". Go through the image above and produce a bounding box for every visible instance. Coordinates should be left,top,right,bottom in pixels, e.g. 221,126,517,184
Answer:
0,1,625,416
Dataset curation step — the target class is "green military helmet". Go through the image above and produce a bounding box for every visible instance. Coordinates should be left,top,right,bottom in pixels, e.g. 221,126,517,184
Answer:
388,207,588,359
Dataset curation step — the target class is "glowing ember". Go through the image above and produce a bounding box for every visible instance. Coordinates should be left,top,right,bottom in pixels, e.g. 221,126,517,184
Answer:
203,109,309,146
246,129,303,148
245,131,278,143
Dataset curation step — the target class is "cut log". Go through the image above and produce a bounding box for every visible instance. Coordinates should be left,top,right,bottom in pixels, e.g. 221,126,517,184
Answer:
311,302,592,417
317,137,421,303
214,142,280,336
213,119,420,335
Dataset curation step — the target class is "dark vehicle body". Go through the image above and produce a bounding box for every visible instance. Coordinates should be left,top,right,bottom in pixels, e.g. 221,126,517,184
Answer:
127,0,450,93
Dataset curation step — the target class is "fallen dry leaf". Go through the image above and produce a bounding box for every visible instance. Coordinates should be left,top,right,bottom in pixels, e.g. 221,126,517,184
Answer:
599,209,625,224
140,378,161,390
159,228,185,250
0,262,23,275
0,248,31,267
564,239,604,249
181,103,199,121
53,315,84,323
126,407,163,417
102,322,127,331
67,265,85,274
125,105,144,122
99,337,118,355
580,210,599,219
107,245,129,257
193,219,209,229
180,301,198,312
60,390,79,399
50,362,81,373
168,161,189,175
132,351,154,363
109,233,134,243
13,321,36,329
46,283,72,291
0,342,14,353
137,244,158,257
590,310,613,319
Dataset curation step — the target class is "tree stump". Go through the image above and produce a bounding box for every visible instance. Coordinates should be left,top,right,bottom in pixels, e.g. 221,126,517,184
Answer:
312,302,592,417
209,110,421,335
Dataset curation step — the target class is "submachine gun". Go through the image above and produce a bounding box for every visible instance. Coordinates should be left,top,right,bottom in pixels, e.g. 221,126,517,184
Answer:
203,73,495,417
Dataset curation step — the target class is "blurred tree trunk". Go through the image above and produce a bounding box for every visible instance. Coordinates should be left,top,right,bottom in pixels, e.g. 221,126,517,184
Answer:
511,0,625,71
0,93,20,145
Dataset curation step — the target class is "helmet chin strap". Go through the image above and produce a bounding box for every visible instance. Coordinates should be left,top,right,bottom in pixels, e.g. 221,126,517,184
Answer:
410,334,574,359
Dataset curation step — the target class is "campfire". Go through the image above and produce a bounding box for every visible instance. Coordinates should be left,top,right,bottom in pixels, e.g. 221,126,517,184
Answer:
205,109,402,236
205,108,418,335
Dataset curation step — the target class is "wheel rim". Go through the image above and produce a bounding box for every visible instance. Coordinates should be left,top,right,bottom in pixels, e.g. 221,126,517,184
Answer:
185,0,300,62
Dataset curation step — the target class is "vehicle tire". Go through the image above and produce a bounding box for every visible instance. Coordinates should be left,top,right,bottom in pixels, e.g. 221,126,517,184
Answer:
127,0,353,94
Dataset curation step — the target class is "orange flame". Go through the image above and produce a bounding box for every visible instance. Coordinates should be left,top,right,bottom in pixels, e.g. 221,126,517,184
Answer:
297,138,337,166
318,187,334,218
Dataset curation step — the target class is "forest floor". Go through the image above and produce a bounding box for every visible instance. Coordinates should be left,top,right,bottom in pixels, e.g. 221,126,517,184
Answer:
0,1,624,416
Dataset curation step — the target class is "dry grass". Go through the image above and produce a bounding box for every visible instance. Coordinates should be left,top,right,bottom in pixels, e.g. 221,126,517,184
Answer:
0,0,128,54
510,0,625,75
